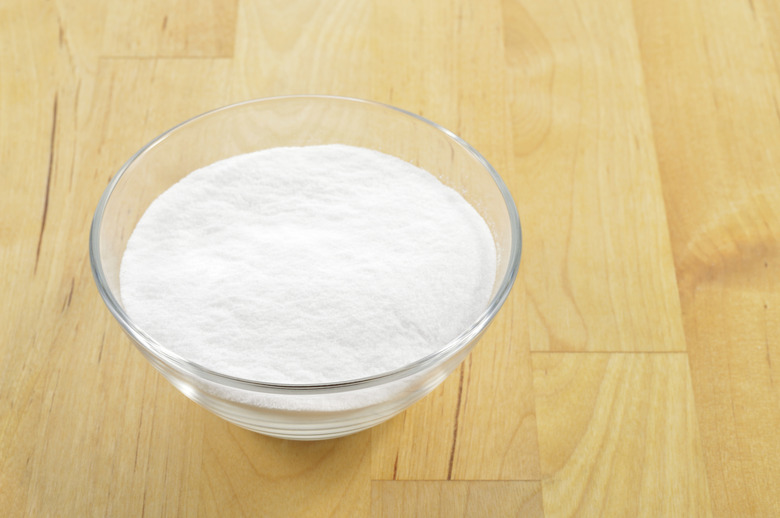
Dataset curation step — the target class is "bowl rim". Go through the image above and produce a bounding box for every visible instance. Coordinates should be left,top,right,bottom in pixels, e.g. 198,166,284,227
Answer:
89,95,522,394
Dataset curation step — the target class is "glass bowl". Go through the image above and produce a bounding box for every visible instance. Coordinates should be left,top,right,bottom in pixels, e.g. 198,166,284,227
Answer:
90,95,521,440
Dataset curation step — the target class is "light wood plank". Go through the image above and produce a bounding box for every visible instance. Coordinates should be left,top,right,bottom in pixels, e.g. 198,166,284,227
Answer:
231,0,373,98
368,0,539,481
681,270,780,514
503,0,685,352
371,481,543,518
754,0,780,79
633,0,780,285
0,2,77,514
201,417,371,517
533,353,711,517
101,0,238,57
0,55,232,516
634,0,780,514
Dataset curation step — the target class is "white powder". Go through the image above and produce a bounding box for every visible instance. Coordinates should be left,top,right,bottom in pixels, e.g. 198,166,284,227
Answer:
120,144,496,384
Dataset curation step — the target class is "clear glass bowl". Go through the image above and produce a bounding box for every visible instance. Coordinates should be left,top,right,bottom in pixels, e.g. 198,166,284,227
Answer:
90,96,522,440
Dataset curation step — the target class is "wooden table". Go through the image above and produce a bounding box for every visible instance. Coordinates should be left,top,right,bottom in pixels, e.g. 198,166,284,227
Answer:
2,0,779,516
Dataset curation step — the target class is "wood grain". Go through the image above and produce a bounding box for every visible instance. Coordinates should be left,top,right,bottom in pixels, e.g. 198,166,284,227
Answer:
634,0,780,513
504,0,686,353
232,0,372,98
2,0,780,515
682,271,780,515
371,481,543,518
200,418,370,517
533,353,711,516
102,0,238,57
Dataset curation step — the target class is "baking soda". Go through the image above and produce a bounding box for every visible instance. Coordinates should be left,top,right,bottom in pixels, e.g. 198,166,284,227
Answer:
120,144,496,384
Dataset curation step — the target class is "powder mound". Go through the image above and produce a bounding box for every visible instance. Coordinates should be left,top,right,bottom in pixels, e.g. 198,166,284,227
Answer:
120,144,496,384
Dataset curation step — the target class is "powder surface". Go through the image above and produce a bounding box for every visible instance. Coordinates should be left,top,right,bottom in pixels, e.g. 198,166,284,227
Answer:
120,144,496,384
